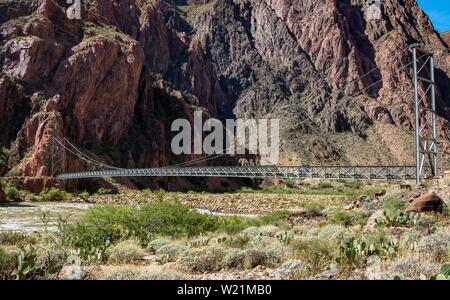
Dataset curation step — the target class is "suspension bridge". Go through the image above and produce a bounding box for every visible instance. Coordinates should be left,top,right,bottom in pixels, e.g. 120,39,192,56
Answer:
52,44,440,184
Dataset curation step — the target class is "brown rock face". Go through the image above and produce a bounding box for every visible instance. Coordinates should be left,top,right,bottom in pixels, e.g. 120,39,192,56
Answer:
405,191,447,213
441,32,450,47
0,185,6,202
0,0,450,186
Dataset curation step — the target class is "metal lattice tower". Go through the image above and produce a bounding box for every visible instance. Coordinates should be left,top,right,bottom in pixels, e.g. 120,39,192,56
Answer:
411,44,438,185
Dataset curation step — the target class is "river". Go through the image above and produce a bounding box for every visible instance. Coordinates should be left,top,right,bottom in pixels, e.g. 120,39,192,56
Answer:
0,202,257,233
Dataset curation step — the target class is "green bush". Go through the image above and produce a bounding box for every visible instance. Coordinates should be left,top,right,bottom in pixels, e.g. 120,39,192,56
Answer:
0,232,31,246
305,224,352,243
290,237,336,275
96,187,114,195
5,170,20,177
222,249,246,269
58,202,220,261
39,188,68,202
278,259,307,279
79,191,90,201
107,240,145,264
58,205,133,261
4,186,20,200
303,203,325,218
330,211,368,226
188,236,211,248
0,248,19,280
217,234,250,249
417,229,450,262
242,248,282,269
155,242,187,263
106,268,189,280
146,238,172,253
315,181,333,189
341,180,362,190
218,211,290,234
135,201,219,239
383,255,440,280
178,246,226,273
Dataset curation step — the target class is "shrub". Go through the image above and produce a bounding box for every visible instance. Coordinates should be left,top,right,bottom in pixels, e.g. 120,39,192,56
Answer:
221,248,282,270
146,238,171,253
39,188,68,202
383,255,440,280
15,247,66,280
79,191,90,201
222,249,246,269
290,237,336,275
217,234,250,249
178,246,226,273
278,259,307,280
316,181,333,189
306,224,352,243
96,187,114,195
0,232,32,246
303,202,325,218
107,240,145,264
258,225,280,237
417,229,450,262
5,170,20,177
330,211,368,226
59,202,220,260
342,180,362,190
156,242,187,263
58,205,133,261
219,211,290,234
4,186,20,200
106,268,189,280
189,236,211,248
241,227,259,236
242,248,281,269
249,235,279,248
135,201,219,240
0,248,19,280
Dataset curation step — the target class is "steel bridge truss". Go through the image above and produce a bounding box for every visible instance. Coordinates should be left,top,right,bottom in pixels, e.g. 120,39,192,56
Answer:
57,165,425,180
412,44,438,184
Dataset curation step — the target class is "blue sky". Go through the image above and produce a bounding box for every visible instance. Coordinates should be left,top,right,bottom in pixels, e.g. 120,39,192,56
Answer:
417,0,450,32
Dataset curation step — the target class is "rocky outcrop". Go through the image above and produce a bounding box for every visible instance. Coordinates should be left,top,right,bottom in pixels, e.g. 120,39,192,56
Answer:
0,0,450,185
441,32,450,47
405,191,447,213
0,76,30,145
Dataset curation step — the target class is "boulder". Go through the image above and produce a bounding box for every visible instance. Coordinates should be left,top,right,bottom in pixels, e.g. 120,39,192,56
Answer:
405,192,447,213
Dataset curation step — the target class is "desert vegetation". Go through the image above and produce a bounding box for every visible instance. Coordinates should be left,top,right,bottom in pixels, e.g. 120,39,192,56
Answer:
0,177,449,280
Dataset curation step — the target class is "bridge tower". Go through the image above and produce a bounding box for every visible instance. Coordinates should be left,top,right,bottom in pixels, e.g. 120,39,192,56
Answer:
51,138,66,177
411,44,438,185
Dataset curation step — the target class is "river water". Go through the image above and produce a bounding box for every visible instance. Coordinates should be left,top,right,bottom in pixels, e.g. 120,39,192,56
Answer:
0,202,92,233
0,202,257,233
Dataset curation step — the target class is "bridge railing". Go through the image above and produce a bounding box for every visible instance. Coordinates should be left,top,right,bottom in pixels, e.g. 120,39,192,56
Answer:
56,165,427,180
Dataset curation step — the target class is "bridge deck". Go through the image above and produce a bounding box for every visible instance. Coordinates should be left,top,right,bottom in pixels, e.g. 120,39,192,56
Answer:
57,166,422,180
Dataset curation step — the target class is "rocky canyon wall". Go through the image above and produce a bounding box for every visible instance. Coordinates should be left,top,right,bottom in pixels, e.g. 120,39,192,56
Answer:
0,0,449,187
